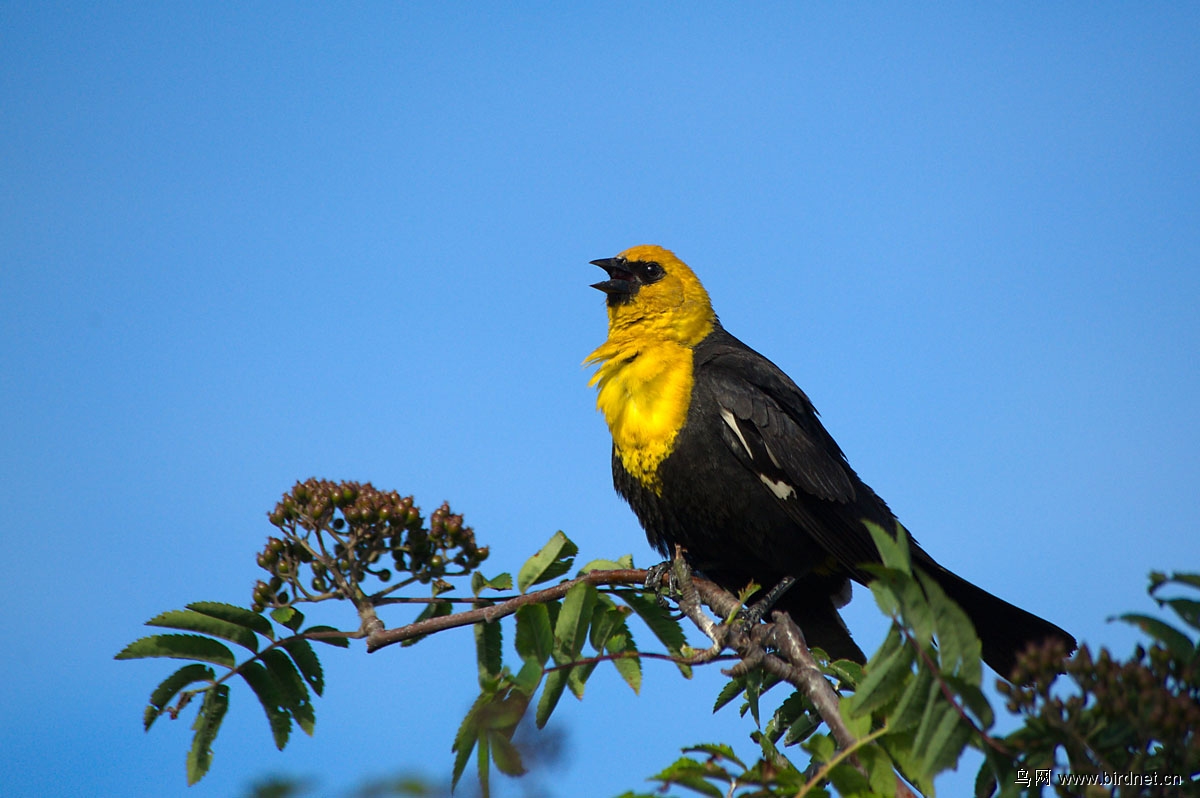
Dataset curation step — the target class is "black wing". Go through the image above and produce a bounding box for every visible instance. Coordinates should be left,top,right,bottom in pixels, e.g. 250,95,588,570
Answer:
695,327,894,582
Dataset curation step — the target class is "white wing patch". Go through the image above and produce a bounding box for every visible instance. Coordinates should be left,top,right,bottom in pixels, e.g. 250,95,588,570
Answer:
719,407,753,459
759,473,797,500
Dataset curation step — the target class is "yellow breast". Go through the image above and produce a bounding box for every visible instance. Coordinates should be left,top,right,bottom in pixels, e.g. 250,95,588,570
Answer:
586,339,696,492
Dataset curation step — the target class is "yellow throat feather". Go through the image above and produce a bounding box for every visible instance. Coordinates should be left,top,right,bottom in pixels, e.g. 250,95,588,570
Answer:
584,245,716,491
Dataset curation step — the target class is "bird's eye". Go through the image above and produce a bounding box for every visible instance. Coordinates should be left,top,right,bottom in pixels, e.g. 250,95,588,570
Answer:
639,261,665,283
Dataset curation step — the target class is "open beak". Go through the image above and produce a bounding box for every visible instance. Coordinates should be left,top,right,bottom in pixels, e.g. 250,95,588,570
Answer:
590,257,638,296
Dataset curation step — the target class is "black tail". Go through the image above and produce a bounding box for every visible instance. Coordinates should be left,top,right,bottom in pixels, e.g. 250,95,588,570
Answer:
930,565,1076,679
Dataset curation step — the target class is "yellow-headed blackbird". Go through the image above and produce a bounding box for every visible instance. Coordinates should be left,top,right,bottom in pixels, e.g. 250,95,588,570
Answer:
585,244,1074,677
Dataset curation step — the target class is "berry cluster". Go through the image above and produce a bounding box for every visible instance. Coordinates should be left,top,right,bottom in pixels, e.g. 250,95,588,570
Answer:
999,636,1199,778
252,478,488,611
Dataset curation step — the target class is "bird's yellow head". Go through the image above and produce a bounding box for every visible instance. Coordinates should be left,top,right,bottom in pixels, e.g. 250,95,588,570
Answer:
588,245,716,347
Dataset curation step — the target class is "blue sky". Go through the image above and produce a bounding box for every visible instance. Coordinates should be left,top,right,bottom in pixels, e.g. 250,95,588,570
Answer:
3,4,1198,796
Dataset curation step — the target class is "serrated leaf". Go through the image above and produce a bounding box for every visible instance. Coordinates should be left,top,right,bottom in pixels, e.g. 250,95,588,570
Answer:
145,663,215,731
488,729,525,776
650,757,726,798
916,700,972,780
116,634,236,668
535,668,568,728
606,620,641,694
888,664,937,733
239,661,292,750
713,675,747,713
451,693,487,790
262,649,314,736
517,531,578,593
826,659,863,688
1160,597,1200,631
553,582,597,663
515,603,553,666
588,598,622,652
843,626,912,718
681,742,745,769
187,601,275,638
610,650,642,695
622,591,691,677
281,638,324,696
866,521,912,574
566,660,596,699
186,684,229,785
270,607,305,632
578,554,634,573
302,624,351,647
471,571,513,595
918,570,982,682
511,659,543,695
943,673,994,730
147,609,260,653
475,612,503,689
1117,613,1195,659
1150,571,1200,595
476,727,490,797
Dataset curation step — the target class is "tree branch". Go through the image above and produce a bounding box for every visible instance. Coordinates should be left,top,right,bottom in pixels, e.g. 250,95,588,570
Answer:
365,568,655,652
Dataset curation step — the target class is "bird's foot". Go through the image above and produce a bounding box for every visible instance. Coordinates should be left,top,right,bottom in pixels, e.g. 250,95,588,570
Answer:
644,561,680,610
737,575,797,626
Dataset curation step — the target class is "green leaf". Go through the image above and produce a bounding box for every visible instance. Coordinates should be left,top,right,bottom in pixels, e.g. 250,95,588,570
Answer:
262,649,314,736
270,607,305,632
475,611,503,689
918,570,983,682
826,659,863,688
916,700,972,780
588,598,622,652
606,621,641,694
146,609,260,653
1149,571,1200,595
186,684,229,785
451,693,487,791
682,742,745,769
1117,613,1195,659
713,675,746,713
866,520,912,574
186,601,275,639
650,757,726,798
239,662,292,750
511,659,543,695
843,626,912,718
472,571,514,596
888,664,937,733
116,634,236,669
281,638,324,696
553,582,597,664
517,531,578,593
535,668,568,728
488,729,526,776
302,624,351,647
622,591,691,678
578,554,634,572
943,673,994,730
515,603,554,666
144,663,215,731
1160,597,1200,630
476,727,490,797
566,660,596,699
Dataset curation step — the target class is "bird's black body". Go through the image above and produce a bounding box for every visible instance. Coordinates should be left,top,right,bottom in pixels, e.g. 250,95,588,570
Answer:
613,322,1073,676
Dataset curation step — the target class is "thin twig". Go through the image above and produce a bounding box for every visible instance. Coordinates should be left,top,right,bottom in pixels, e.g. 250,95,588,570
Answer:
365,569,656,652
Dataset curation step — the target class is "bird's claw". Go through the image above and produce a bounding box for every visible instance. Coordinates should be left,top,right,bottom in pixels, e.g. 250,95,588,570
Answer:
737,575,797,627
644,561,679,610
